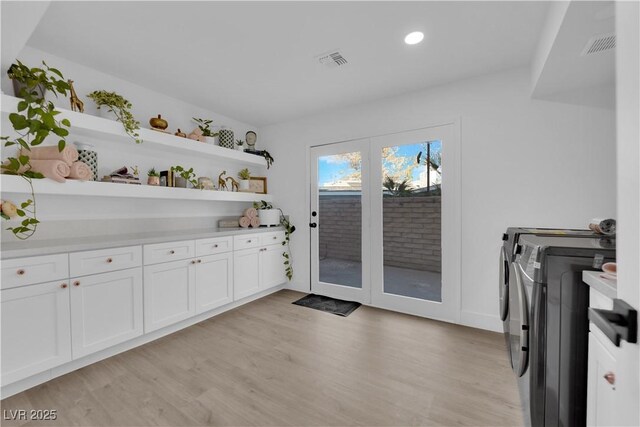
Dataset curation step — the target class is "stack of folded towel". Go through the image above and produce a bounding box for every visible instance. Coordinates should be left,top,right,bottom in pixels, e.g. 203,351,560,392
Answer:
17,146,93,182
239,207,261,228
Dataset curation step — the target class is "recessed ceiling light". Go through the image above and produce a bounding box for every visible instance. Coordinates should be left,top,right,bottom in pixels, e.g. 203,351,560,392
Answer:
404,31,424,45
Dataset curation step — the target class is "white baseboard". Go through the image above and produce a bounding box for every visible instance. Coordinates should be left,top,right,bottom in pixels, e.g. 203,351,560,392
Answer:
459,310,503,332
285,279,310,293
1,285,284,399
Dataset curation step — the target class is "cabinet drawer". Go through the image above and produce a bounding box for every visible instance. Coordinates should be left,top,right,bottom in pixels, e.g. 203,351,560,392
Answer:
234,234,260,250
1,253,69,289
260,231,286,247
144,240,195,265
70,246,142,277
195,236,233,256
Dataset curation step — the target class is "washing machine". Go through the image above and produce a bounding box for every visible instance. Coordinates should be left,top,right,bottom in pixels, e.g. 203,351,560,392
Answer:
499,228,597,363
509,234,615,426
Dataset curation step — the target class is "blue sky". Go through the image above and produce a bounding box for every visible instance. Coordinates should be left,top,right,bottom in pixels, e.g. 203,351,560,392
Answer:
318,141,441,186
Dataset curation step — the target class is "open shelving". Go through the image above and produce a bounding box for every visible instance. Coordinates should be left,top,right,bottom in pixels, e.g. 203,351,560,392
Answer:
0,94,267,167
0,175,273,203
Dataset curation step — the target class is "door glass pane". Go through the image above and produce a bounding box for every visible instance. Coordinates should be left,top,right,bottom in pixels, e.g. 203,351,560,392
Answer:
382,141,442,301
318,152,362,288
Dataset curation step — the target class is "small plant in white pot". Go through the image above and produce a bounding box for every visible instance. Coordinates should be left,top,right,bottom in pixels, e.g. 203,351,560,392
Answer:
171,165,198,189
238,168,251,191
192,118,218,144
253,200,296,280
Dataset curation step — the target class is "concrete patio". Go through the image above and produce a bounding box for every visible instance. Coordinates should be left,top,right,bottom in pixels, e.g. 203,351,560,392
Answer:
319,258,442,302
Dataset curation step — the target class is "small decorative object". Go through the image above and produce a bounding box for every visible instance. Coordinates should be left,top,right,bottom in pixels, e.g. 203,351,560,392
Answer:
218,127,234,149
218,219,241,228
174,129,187,138
238,168,251,191
226,176,239,192
147,168,160,186
193,118,219,144
3,60,72,240
253,200,296,280
160,169,174,187
171,165,198,189
68,79,84,113
248,176,267,194
236,139,244,150
187,127,206,142
246,131,257,149
218,171,228,191
197,177,214,190
149,114,168,132
87,90,142,143
104,166,141,184
74,142,97,181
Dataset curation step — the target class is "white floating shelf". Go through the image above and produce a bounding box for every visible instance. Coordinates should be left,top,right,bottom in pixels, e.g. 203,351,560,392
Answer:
1,94,267,167
0,175,273,203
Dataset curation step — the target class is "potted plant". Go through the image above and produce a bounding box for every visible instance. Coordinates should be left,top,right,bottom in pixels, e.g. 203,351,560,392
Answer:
238,168,251,191
253,200,296,280
171,165,198,188
147,168,160,186
87,90,142,143
192,118,219,144
2,60,71,240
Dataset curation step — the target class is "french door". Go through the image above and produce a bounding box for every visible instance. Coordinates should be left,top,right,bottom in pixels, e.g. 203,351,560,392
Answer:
310,124,460,322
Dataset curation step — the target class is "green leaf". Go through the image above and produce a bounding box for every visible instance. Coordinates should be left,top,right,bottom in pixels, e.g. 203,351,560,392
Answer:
17,100,28,112
17,210,26,217
52,127,69,137
48,67,63,78
9,113,28,130
58,140,66,152
61,118,71,127
18,155,30,166
42,113,55,128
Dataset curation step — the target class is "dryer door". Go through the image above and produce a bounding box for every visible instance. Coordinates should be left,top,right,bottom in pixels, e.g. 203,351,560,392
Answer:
509,261,529,377
499,246,509,321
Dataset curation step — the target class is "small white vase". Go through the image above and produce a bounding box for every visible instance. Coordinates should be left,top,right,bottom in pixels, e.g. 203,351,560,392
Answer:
258,209,280,227
204,136,217,145
239,179,250,191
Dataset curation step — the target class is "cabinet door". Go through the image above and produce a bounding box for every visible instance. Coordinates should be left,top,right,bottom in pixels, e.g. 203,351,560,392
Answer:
195,253,233,314
261,244,287,289
1,281,72,385
70,268,143,359
144,259,196,333
233,248,260,300
587,330,618,426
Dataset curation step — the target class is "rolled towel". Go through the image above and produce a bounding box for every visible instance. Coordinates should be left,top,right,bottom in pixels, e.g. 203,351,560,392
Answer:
239,216,250,228
29,159,70,183
244,207,257,219
250,216,260,228
22,145,79,166
68,161,93,181
588,218,616,236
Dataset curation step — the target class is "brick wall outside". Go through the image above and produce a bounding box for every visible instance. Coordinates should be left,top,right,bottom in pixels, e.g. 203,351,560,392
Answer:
319,195,441,272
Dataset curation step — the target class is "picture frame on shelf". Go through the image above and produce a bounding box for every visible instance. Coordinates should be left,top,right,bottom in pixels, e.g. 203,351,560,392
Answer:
248,177,267,194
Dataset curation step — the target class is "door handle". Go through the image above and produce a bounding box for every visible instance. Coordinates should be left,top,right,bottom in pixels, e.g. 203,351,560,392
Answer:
589,299,638,347
309,222,317,228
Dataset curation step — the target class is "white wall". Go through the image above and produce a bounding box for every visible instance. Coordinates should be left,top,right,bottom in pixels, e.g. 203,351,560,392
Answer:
1,46,265,241
259,67,616,331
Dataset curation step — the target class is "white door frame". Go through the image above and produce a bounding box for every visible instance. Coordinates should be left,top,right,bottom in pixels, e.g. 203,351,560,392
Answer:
308,120,461,323
310,138,371,304
369,123,461,323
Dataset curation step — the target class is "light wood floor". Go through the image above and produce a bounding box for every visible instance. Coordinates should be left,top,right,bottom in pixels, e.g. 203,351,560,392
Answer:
1,290,522,426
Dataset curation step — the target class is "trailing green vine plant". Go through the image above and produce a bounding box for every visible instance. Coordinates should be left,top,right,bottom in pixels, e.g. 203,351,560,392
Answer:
1,60,71,240
254,200,296,280
87,90,142,143
171,165,199,188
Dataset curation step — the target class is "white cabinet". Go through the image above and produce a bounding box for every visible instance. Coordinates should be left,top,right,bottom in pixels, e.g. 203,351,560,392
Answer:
143,240,195,265
195,253,233,314
262,244,287,289
587,328,618,427
233,236,287,301
234,247,261,300
144,259,196,332
1,281,72,385
1,253,68,289
70,268,143,358
70,245,142,277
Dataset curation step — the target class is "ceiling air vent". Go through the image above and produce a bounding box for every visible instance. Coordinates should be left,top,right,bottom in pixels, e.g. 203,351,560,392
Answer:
581,32,616,56
316,50,348,68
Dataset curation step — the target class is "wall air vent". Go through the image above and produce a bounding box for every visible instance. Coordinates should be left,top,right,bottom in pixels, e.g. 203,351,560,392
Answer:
316,50,348,68
581,32,616,56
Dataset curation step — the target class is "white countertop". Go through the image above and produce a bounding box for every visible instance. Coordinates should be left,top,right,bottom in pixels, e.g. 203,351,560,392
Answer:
1,226,284,259
582,270,617,299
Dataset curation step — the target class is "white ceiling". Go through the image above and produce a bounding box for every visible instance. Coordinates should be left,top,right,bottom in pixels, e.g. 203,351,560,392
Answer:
26,1,550,126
